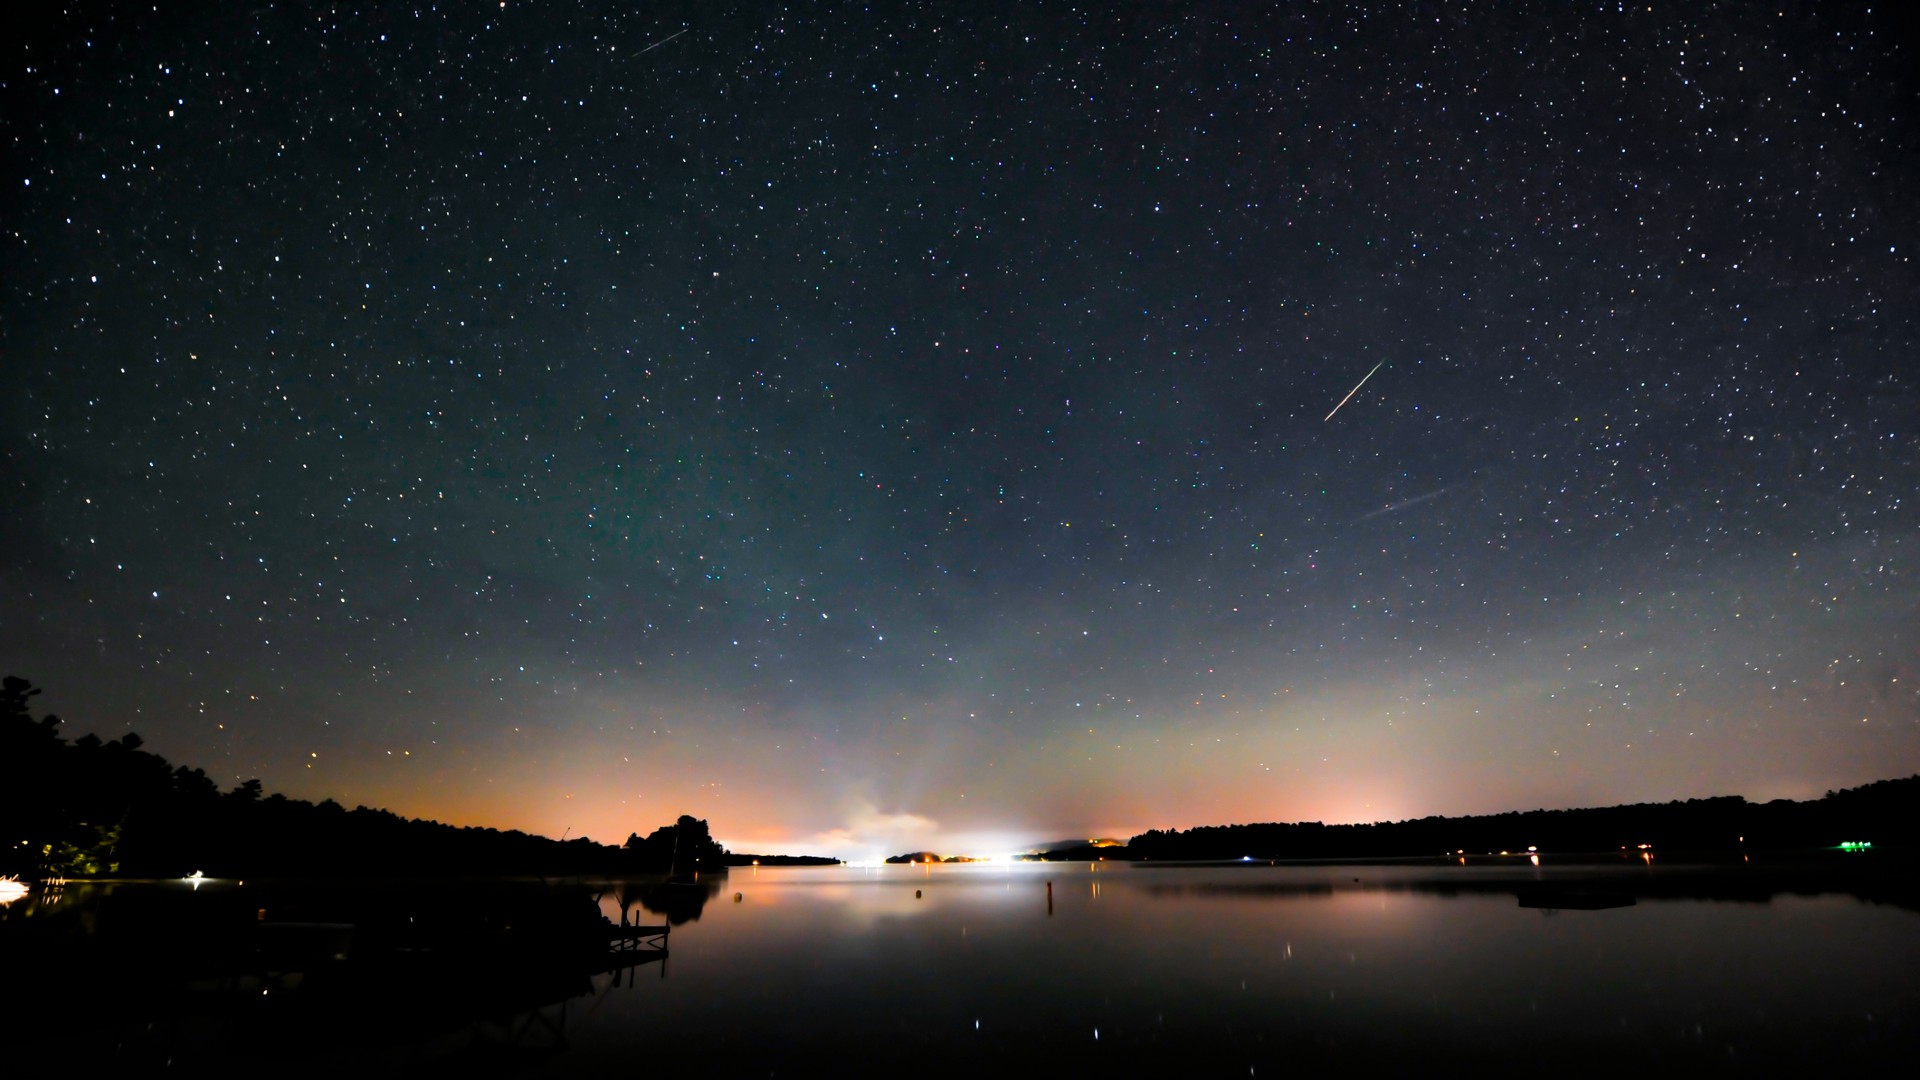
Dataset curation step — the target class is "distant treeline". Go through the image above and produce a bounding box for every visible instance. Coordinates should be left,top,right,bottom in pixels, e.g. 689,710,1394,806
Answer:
730,853,843,867
1066,778,1917,862
0,676,755,878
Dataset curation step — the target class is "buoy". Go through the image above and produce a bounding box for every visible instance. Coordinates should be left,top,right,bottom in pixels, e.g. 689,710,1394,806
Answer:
734,892,743,903
915,889,923,899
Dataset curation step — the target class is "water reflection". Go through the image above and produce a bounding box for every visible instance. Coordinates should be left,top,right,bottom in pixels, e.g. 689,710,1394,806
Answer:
548,860,1918,1074
1130,856,1920,913
5,877,675,1069
604,875,724,927
8,859,1916,1073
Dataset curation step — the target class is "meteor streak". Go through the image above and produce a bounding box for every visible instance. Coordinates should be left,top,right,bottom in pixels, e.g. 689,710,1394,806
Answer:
1324,360,1385,421
636,27,689,54
1357,484,1458,521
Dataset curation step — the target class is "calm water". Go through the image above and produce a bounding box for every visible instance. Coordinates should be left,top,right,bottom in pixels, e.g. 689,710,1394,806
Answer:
557,861,1918,1075
9,860,1917,1075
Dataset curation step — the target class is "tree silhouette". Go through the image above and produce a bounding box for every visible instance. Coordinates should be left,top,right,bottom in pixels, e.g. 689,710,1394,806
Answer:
3,675,753,879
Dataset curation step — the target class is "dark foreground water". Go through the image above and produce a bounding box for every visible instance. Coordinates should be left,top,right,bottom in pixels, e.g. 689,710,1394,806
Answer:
7,857,1917,1076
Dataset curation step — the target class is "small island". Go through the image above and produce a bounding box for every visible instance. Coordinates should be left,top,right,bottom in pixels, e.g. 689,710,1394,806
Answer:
885,851,986,864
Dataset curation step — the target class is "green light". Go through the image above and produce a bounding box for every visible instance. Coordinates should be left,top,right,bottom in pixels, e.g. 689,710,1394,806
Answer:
1838,841,1872,851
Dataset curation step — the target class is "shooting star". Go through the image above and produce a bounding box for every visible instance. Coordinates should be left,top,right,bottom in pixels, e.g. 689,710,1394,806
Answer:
1324,360,1385,421
636,27,689,54
1356,484,1458,521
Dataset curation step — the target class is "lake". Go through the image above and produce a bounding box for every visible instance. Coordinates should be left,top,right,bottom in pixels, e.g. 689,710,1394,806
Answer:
7,857,1917,1075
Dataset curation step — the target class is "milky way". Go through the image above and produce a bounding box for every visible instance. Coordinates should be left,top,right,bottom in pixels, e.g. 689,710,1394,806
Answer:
5,3,1917,858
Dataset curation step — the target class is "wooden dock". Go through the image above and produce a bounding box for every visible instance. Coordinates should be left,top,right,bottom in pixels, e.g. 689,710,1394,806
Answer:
607,921,670,950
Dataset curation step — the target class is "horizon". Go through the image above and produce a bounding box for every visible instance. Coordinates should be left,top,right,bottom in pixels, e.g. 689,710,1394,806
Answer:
5,4,1916,864
15,682,1906,863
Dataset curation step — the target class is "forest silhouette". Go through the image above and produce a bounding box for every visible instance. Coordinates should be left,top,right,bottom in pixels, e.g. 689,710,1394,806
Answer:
0,676,730,878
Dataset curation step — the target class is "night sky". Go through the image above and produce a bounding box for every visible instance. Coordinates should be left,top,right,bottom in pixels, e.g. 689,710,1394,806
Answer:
5,2,1918,860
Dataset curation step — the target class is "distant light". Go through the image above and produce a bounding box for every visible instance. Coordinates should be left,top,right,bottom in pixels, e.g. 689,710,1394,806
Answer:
1839,841,1873,851
1242,856,1253,862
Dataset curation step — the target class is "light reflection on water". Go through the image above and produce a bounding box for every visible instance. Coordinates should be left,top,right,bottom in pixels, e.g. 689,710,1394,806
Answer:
9,862,1915,1073
540,861,1920,1074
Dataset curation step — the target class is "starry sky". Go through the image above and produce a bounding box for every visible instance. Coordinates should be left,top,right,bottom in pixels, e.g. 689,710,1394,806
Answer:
5,2,1918,860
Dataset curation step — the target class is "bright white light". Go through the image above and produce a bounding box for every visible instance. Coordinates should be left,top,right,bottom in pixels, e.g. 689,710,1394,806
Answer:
0,878,28,904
